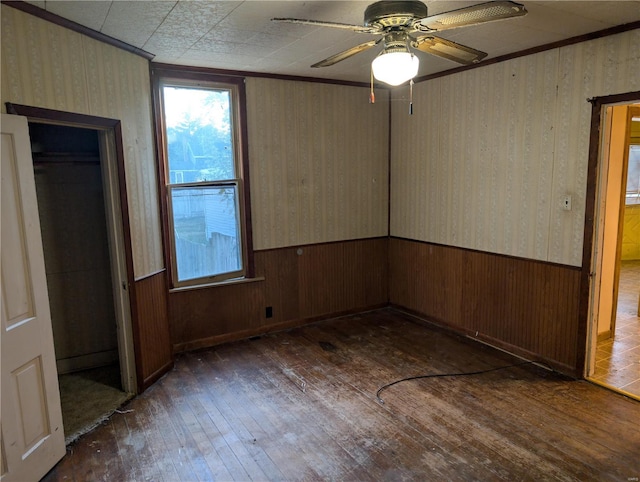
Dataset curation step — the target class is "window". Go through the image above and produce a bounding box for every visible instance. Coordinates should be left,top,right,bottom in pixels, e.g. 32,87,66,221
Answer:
155,72,252,288
627,145,640,205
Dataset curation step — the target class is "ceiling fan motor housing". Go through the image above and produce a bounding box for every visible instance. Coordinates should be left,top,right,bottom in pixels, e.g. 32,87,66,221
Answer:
364,1,428,28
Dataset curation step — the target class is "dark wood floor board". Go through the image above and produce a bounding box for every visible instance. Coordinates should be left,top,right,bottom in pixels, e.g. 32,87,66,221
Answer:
86,418,127,482
145,382,211,481
382,374,597,481
298,316,637,480
44,309,640,481
231,341,388,480
129,393,188,481
248,334,424,480
254,331,467,480
162,363,267,482
349,320,639,480
102,403,154,482
105,408,165,481
199,345,364,481
303,329,544,482
157,366,236,481
199,346,360,481
298,320,543,480
359,317,638,476
181,393,251,480
451,377,636,480
189,351,292,481
493,379,640,473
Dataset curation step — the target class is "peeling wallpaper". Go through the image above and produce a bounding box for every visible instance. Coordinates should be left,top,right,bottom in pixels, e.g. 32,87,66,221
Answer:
391,29,640,267
1,5,163,278
245,78,389,250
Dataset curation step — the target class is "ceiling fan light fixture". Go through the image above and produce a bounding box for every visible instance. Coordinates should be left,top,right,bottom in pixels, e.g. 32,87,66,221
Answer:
371,50,419,86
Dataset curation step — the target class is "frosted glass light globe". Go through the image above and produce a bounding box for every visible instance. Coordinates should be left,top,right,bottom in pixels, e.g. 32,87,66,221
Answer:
371,52,419,86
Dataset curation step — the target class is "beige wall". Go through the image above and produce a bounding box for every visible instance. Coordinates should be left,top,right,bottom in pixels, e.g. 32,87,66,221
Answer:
2,6,390,271
246,78,389,250
391,29,640,267
1,5,163,278
598,106,629,335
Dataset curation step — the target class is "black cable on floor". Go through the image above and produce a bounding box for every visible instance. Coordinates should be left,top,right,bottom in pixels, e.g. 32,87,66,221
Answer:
376,360,551,404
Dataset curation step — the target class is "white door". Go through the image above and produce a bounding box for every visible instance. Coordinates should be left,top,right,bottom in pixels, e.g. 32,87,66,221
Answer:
1,114,65,481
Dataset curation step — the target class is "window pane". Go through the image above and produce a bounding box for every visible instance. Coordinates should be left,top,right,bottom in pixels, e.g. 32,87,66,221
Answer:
171,185,242,282
163,86,235,184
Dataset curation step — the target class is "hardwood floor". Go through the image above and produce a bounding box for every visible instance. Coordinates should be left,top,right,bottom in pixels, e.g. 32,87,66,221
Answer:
44,309,640,481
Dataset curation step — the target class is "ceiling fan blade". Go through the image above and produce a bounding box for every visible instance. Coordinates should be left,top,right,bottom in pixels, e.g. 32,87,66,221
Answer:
271,18,382,34
311,40,381,68
418,1,527,32
412,36,487,65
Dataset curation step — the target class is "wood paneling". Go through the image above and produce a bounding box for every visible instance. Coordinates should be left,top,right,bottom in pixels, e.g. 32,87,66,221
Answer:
133,270,173,391
389,238,581,374
170,238,388,352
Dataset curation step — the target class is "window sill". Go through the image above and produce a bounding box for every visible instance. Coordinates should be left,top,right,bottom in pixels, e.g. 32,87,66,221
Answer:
169,276,265,293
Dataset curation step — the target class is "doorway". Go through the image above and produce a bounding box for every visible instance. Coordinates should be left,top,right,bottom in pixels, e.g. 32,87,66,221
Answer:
587,101,640,400
28,122,134,443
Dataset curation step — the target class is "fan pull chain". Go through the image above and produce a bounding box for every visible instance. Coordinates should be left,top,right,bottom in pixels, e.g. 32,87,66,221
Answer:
409,79,414,115
369,67,375,104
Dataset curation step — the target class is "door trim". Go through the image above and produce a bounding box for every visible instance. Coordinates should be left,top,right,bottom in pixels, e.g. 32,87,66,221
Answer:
580,91,640,378
5,102,140,393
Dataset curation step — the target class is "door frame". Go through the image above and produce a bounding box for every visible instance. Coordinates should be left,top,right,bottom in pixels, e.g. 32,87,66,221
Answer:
6,102,139,394
580,91,640,380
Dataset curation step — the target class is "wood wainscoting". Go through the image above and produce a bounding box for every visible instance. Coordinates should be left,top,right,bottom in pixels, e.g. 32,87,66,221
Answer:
169,238,389,352
133,270,173,391
389,238,582,375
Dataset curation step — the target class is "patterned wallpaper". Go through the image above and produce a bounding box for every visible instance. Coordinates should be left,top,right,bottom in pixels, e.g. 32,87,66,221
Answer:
245,78,389,250
4,4,636,269
391,29,640,267
1,5,163,278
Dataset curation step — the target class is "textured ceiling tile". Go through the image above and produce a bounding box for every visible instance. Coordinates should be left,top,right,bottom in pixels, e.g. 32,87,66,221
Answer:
101,1,175,47
529,1,640,26
42,0,111,31
20,1,640,84
523,2,627,35
148,1,241,48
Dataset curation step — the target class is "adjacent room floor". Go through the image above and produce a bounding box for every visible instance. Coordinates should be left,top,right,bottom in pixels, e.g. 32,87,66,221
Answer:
44,308,639,481
593,260,640,398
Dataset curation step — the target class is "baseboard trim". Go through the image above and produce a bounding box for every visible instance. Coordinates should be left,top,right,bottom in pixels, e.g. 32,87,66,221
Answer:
173,303,388,353
56,349,119,375
140,359,174,391
390,304,579,378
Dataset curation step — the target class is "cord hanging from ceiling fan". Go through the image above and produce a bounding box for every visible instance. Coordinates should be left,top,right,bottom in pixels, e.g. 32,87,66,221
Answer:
272,1,528,86
409,79,414,115
370,67,375,104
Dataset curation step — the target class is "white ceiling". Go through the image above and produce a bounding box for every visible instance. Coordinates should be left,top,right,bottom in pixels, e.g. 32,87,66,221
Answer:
25,1,640,83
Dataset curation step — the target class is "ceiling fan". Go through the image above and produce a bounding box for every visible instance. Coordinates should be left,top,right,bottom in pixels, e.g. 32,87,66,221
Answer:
272,1,528,86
